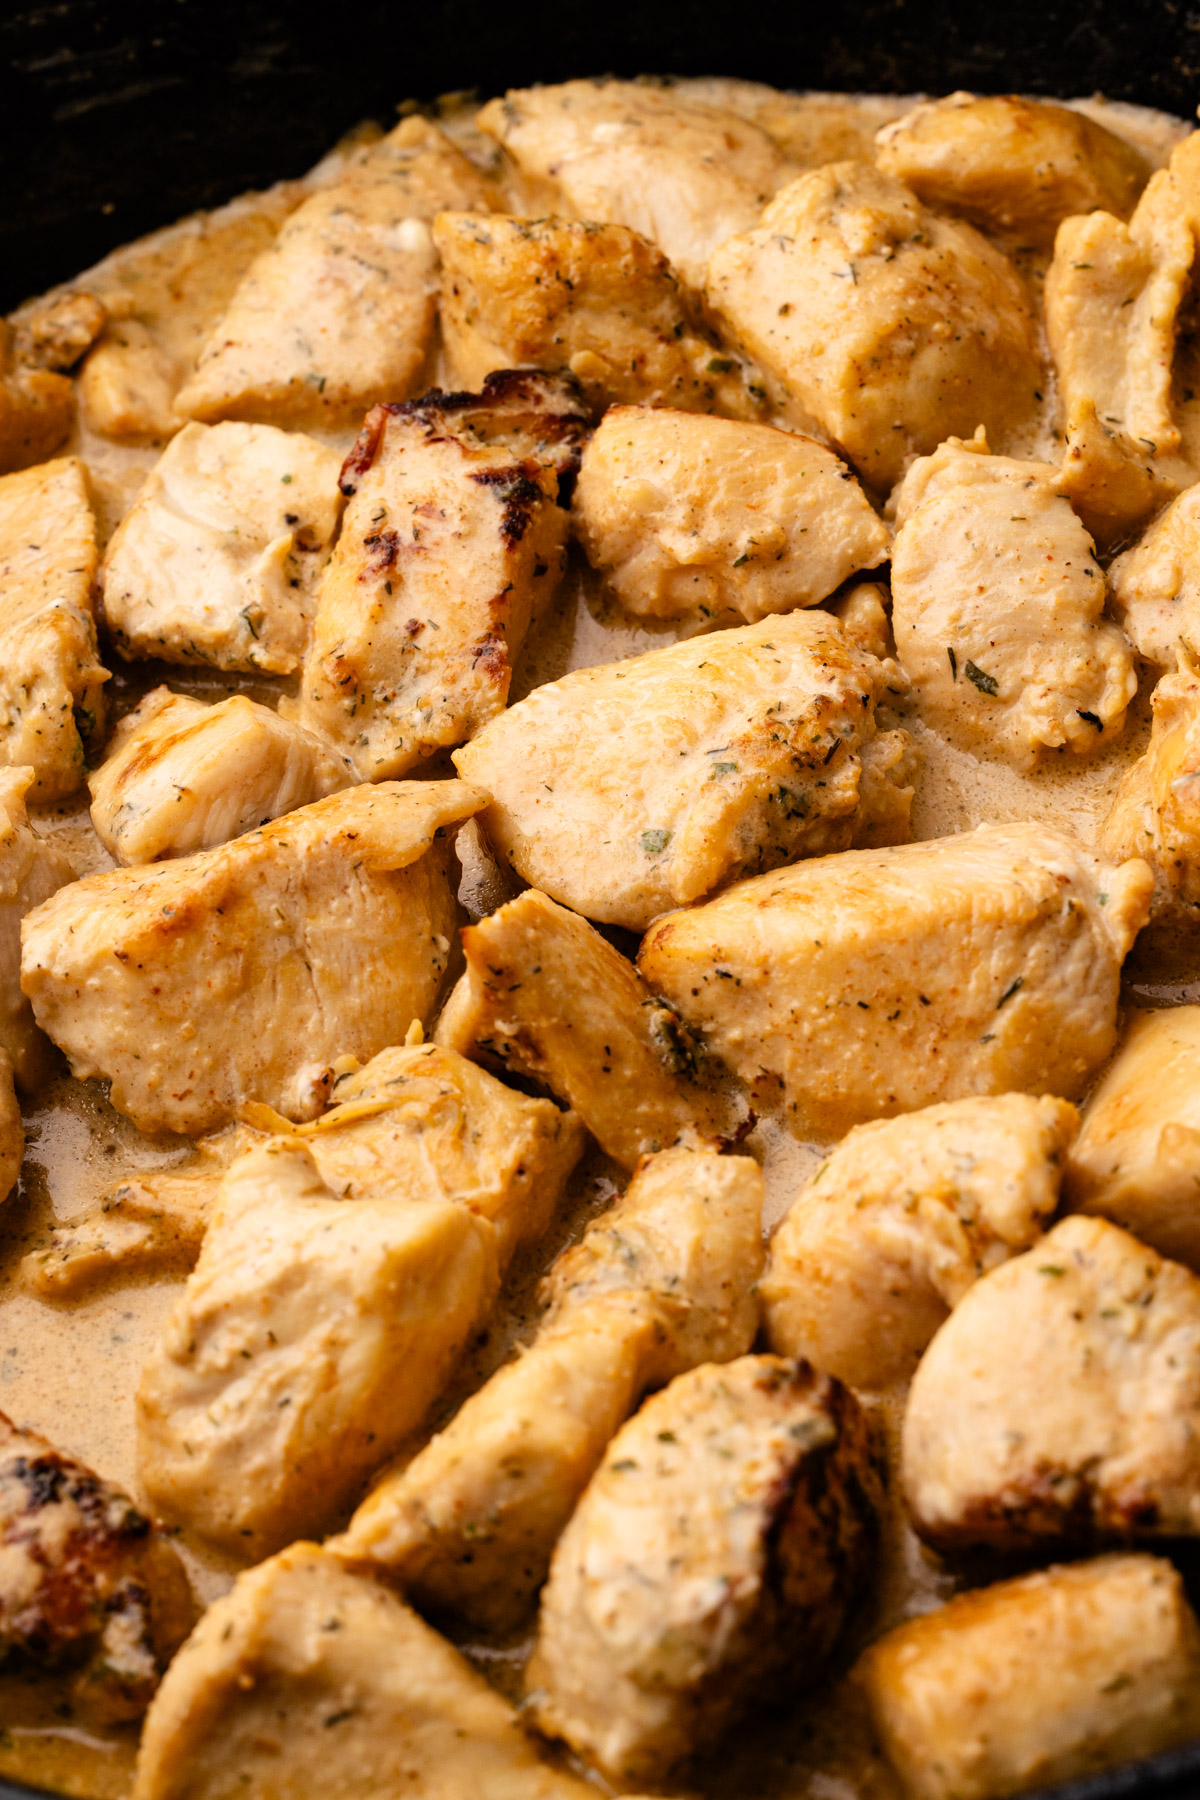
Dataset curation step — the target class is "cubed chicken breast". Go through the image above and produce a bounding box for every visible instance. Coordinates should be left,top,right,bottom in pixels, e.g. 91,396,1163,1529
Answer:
527,1355,881,1784
14,292,107,372
0,1051,21,1204
762,1093,1078,1388
133,1543,604,1800
903,1214,1200,1550
573,406,890,625
295,375,583,778
0,334,73,477
434,213,759,418
99,420,342,676
858,1554,1200,1800
0,456,107,801
0,1409,192,1723
638,822,1153,1136
335,1144,763,1630
1065,1007,1200,1269
174,118,492,430
876,92,1149,244
0,767,76,1092
890,434,1136,770
89,687,353,864
20,780,484,1135
455,612,916,929
706,161,1042,492
1101,646,1200,916
1109,484,1200,670
434,887,747,1169
476,79,788,289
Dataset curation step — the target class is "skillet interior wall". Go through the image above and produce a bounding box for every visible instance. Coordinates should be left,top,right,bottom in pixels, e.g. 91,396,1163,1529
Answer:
3,0,1200,310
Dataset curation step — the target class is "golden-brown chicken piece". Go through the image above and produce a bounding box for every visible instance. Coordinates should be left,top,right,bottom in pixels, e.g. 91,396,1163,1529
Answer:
858,1554,1200,1800
527,1355,881,1784
1101,646,1200,917
1108,485,1200,670
0,1409,192,1724
477,79,788,289
574,406,890,625
706,161,1041,492
671,81,918,166
762,1094,1078,1388
434,213,758,418
1065,1007,1200,1268
14,291,107,372
434,887,747,1169
89,687,353,865
0,321,73,476
294,375,583,779
455,613,915,930
23,1159,236,1298
903,1215,1200,1551
876,93,1149,244
99,420,342,676
132,1542,605,1800
891,434,1136,770
335,1144,763,1629
0,1050,21,1204
639,822,1151,1137
0,456,107,801
21,780,483,1135
175,118,492,430
0,767,76,1092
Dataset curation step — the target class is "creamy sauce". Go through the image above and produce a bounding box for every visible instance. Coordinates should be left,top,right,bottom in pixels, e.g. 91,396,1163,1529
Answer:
0,84,1194,1800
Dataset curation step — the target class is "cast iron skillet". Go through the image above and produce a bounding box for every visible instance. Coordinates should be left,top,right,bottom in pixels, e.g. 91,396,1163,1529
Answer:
3,3,1200,1796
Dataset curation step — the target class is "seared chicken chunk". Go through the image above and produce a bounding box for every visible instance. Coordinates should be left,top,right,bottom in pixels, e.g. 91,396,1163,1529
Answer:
1101,645,1200,916
477,79,788,289
672,81,918,166
876,93,1149,244
295,375,583,778
638,822,1152,1136
0,1410,191,1723
0,767,76,1091
435,887,747,1168
14,292,107,373
706,161,1041,491
434,213,757,417
335,1144,763,1629
99,420,342,676
527,1355,881,1784
762,1094,1078,1388
903,1214,1200,1550
0,322,73,477
0,456,106,801
132,1542,602,1800
455,612,915,930
891,434,1136,770
0,1051,21,1204
1109,484,1200,670
574,406,890,625
175,118,492,430
89,687,353,865
858,1554,1200,1800
21,780,483,1135
1065,1007,1200,1268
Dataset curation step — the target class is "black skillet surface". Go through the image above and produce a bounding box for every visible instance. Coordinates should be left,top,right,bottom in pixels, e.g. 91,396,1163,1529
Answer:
3,2,1200,1796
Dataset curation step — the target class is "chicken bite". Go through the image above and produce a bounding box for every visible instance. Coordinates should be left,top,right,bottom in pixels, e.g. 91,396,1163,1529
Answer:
132,1542,604,1800
706,161,1042,492
89,687,353,865
21,780,483,1135
455,612,915,930
0,1051,21,1204
1109,485,1200,670
14,292,107,373
671,81,918,167
0,456,107,801
99,420,342,676
335,1143,763,1630
0,321,73,477
294,374,583,779
890,434,1136,770
573,406,890,625
0,767,76,1092
762,1093,1078,1388
0,1410,192,1723
903,1214,1200,1550
477,79,788,290
858,1554,1200,1800
434,213,759,418
1101,645,1200,919
175,118,492,430
434,887,747,1169
876,92,1149,244
527,1355,881,1784
638,821,1152,1137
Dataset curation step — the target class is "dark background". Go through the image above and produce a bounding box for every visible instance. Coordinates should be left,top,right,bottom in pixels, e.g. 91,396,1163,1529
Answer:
2,0,1200,309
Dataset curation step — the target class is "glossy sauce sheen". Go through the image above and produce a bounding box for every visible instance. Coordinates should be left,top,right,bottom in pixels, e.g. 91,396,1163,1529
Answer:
1,88,1197,1800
